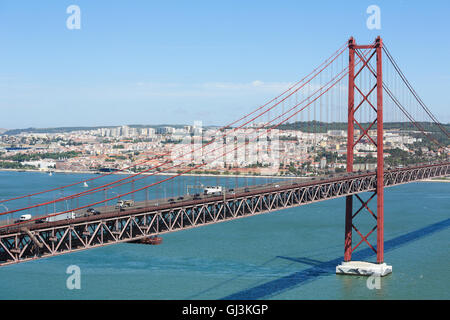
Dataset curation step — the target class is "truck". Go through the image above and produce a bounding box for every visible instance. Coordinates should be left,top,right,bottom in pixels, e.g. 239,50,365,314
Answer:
115,199,134,210
44,211,77,223
203,186,223,195
16,214,32,223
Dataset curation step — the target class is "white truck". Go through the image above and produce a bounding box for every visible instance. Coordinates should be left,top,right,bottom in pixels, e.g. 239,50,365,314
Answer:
203,186,223,195
18,214,32,222
44,211,77,223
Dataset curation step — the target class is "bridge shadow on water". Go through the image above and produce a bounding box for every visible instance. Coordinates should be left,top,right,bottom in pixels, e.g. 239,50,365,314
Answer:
218,218,450,300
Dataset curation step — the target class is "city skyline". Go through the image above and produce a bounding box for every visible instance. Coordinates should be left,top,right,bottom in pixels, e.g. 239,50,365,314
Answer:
2,119,449,135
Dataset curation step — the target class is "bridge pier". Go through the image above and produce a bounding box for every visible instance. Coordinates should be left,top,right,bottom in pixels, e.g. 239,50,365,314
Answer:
129,235,163,245
336,261,392,277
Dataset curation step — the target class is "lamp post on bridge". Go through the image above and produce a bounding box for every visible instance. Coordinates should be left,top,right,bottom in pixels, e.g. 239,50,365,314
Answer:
0,203,11,225
111,191,120,211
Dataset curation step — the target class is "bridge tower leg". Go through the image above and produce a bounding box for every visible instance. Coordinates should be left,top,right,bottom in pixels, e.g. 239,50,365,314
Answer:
337,36,392,276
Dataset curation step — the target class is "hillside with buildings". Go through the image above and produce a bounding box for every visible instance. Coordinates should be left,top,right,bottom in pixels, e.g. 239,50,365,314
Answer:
0,122,447,176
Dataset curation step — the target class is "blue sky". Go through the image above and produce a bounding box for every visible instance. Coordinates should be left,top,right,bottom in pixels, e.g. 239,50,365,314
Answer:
0,0,449,129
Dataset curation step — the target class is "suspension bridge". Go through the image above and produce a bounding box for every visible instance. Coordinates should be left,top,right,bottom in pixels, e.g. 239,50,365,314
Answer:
0,37,448,272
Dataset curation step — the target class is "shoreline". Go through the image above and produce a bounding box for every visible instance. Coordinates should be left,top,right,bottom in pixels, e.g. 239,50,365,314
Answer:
1,168,448,182
0,168,306,180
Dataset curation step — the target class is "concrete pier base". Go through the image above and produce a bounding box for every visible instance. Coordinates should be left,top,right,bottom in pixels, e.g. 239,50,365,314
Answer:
336,261,392,277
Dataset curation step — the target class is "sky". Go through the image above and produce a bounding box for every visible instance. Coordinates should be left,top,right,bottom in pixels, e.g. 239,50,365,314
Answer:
0,0,449,129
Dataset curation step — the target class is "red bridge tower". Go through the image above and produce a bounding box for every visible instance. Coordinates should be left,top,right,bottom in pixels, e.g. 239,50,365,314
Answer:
337,36,392,276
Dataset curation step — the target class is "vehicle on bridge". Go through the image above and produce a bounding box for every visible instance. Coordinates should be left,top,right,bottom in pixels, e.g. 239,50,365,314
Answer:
37,211,77,223
87,208,101,215
115,200,134,210
203,186,223,195
16,214,32,223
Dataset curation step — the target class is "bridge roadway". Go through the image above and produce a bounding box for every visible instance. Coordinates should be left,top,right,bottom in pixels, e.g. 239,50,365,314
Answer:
0,162,448,266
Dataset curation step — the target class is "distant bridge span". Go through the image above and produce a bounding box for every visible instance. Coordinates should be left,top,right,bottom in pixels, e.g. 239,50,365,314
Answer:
0,162,448,267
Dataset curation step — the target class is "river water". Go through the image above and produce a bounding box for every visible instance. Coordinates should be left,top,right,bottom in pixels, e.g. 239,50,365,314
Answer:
0,171,448,299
